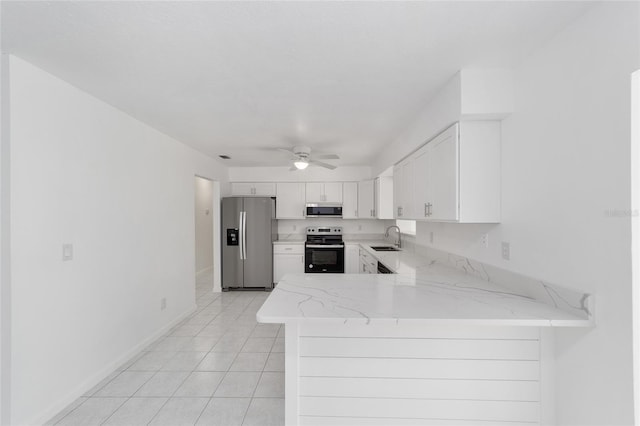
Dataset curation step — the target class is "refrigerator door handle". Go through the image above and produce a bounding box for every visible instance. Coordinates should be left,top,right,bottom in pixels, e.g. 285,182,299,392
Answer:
239,211,244,260
242,211,247,260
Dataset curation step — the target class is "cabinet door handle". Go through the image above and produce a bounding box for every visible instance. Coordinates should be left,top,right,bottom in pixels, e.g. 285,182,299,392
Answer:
424,203,428,217
429,203,433,217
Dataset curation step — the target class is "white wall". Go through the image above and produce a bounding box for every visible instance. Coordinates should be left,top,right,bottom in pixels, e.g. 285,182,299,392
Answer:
0,53,11,426
7,56,228,425
372,73,461,175
228,165,372,182
374,3,639,424
194,176,214,275
632,69,640,426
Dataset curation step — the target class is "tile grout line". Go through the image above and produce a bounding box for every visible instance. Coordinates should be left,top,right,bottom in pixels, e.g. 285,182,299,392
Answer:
144,292,223,426
101,292,222,426
54,290,278,426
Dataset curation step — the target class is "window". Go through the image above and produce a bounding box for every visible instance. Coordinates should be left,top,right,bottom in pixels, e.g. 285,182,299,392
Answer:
395,219,416,235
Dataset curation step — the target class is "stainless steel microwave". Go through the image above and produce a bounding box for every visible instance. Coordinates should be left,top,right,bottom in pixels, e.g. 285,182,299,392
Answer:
305,203,343,217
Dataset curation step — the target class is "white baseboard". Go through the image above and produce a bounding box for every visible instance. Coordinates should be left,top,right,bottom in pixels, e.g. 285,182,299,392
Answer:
32,305,197,426
195,266,213,279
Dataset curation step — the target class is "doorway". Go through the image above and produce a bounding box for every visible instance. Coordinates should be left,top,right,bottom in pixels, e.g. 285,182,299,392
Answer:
194,176,214,301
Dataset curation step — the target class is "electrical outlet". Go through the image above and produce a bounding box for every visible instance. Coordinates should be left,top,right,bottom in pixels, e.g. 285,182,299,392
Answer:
481,233,489,248
62,244,73,261
292,225,297,231
160,298,167,311
501,242,510,260
358,225,362,231
429,232,434,244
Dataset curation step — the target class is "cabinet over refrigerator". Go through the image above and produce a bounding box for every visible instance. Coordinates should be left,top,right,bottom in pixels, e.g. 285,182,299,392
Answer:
221,197,277,290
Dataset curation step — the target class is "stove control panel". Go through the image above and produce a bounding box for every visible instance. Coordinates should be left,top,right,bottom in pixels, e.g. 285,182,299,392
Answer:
306,226,342,235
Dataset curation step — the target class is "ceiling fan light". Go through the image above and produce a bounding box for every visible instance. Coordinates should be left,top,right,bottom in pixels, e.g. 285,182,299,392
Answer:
294,160,309,170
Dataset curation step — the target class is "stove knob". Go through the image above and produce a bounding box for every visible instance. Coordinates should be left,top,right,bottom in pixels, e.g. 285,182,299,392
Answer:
308,264,313,269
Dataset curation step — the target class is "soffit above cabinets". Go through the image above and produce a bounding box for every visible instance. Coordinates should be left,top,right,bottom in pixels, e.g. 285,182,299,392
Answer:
1,1,594,167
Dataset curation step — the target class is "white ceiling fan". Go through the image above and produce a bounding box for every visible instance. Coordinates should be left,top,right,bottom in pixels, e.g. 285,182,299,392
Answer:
278,145,340,171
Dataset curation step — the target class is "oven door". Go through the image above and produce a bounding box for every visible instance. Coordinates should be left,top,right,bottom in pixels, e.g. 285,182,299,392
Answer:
305,244,345,273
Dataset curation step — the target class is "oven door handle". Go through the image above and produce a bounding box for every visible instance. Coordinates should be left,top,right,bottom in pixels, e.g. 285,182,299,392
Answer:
305,244,345,249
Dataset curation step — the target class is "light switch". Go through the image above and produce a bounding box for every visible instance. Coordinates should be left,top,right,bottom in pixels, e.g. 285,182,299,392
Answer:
62,244,73,261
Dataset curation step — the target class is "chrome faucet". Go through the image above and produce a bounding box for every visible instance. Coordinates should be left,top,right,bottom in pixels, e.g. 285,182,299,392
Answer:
385,225,402,248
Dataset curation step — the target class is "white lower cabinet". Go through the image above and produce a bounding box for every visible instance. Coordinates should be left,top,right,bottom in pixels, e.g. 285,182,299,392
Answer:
273,244,304,284
359,248,377,274
345,244,360,273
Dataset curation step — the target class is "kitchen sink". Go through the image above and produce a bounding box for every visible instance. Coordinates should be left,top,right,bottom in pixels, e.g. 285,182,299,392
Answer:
370,246,401,252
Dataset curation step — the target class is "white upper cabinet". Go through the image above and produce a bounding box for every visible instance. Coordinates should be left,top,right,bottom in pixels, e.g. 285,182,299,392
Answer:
276,182,306,219
230,182,276,196
393,159,415,219
342,182,358,219
358,179,376,219
305,182,343,203
305,183,323,202
428,126,459,221
393,164,403,218
397,121,500,223
376,176,394,219
413,144,431,219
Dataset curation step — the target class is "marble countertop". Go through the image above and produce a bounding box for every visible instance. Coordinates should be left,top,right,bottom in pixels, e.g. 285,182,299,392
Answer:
261,238,592,326
256,271,591,327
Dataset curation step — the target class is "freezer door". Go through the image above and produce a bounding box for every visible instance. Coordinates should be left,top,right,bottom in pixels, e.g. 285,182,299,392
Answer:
221,197,244,289
242,197,275,288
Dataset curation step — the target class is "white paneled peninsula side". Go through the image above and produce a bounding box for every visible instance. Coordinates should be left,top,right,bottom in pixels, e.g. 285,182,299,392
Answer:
257,246,592,426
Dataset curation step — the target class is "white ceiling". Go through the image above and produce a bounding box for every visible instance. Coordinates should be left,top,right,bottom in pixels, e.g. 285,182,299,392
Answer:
1,1,593,167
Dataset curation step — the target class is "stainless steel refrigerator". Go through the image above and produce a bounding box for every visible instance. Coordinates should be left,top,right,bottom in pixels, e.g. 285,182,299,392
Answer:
221,197,276,290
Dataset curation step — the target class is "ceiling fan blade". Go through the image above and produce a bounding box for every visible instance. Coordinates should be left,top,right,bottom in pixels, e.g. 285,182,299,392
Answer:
312,154,340,160
310,160,337,170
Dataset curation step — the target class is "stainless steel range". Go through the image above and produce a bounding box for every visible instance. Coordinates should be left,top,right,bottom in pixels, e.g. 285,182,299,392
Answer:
305,226,344,273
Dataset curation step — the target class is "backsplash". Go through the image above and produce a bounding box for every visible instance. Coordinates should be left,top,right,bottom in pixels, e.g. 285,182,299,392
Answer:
277,218,394,241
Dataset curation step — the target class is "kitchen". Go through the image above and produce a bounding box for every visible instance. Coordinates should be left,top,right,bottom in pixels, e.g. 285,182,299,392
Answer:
1,1,639,426
222,117,589,425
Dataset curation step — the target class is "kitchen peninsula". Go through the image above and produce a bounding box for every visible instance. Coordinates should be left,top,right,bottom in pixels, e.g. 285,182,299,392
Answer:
257,246,593,426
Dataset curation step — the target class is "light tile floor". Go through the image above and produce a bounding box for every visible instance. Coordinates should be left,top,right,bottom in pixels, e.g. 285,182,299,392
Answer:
46,276,283,426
